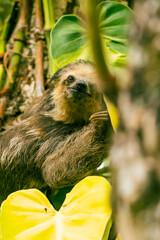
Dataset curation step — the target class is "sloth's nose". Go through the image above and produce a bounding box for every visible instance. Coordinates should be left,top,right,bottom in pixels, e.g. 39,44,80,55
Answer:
76,81,87,91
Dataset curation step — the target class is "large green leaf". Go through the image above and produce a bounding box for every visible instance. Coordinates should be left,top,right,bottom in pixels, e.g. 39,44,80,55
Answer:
0,176,112,240
98,1,132,41
50,1,133,69
50,15,91,68
98,1,133,68
50,15,86,59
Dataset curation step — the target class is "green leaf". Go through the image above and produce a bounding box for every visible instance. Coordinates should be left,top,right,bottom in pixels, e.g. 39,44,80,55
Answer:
98,1,133,68
50,15,87,59
54,43,92,68
50,1,133,70
0,176,112,240
106,40,128,55
98,1,133,41
0,0,15,33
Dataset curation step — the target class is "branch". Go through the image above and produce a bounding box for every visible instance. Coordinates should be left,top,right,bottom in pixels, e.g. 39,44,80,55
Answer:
35,0,44,97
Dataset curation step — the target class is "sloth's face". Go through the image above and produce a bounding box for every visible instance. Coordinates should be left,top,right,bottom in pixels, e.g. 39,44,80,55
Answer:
60,63,103,103
63,74,99,102
65,75,91,100
51,61,105,123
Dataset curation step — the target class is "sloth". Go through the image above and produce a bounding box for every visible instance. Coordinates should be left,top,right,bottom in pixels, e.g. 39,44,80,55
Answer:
0,60,113,203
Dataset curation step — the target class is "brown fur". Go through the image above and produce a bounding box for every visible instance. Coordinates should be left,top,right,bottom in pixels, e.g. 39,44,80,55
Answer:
50,62,102,123
0,60,113,204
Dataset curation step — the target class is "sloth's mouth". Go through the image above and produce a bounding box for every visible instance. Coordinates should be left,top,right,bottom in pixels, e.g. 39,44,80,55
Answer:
69,87,91,97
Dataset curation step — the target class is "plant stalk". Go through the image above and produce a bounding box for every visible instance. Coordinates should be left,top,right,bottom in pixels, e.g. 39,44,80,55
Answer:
0,96,8,129
0,4,16,129
35,0,44,97
0,0,32,127
0,22,11,89
86,0,118,104
4,0,32,89
42,0,57,76
3,30,25,90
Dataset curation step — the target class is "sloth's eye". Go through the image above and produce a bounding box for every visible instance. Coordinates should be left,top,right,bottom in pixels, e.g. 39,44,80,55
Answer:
67,75,75,83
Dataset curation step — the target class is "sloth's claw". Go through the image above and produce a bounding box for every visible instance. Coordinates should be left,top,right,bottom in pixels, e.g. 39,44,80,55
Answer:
89,111,108,122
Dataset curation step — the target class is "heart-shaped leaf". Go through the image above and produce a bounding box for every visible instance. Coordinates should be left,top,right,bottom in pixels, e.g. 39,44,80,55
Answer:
50,15,90,68
0,176,112,240
50,1,133,69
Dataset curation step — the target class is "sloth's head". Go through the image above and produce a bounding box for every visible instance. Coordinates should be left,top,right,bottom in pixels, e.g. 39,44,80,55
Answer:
50,60,106,124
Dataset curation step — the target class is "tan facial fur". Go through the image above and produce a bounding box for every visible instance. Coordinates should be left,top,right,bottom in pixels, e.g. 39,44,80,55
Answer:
50,62,104,123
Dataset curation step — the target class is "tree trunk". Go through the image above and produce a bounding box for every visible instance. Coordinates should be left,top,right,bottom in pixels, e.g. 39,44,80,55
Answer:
111,0,160,239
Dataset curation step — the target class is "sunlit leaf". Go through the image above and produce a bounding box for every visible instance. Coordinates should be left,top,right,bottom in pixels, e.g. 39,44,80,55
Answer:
98,1,133,68
0,176,112,240
50,1,133,69
54,43,92,68
98,1,132,41
50,15,87,61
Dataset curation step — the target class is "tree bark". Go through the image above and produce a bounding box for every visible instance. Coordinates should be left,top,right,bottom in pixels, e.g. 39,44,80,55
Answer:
111,0,160,240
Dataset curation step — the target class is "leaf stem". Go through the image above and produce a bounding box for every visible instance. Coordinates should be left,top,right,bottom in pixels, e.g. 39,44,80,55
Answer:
86,0,118,104
42,0,55,30
42,0,57,76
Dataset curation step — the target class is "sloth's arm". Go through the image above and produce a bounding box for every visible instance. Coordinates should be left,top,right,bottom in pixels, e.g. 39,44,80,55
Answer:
42,116,113,188
21,91,54,120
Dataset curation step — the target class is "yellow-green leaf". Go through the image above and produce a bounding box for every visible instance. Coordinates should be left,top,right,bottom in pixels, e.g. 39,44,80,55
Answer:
104,95,119,131
0,176,112,240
